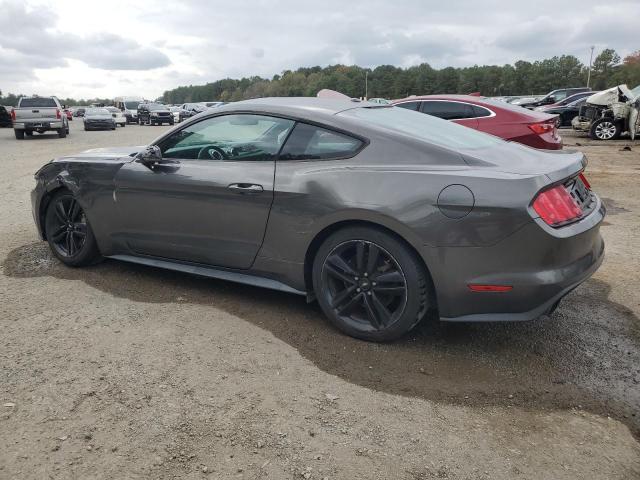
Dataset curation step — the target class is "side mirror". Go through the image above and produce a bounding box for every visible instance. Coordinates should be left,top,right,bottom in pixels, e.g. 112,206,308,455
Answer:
138,145,179,168
138,145,163,164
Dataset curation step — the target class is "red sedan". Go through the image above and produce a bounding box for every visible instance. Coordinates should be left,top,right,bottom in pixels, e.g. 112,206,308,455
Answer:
392,95,562,150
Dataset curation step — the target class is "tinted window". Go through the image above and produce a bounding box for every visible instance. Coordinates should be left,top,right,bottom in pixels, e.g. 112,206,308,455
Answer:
471,105,492,118
421,101,474,120
19,97,57,108
280,123,362,160
395,101,420,111
340,106,503,151
158,114,294,161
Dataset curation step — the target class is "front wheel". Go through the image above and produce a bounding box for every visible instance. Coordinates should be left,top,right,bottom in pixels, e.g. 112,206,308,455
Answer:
44,192,101,267
590,118,621,140
312,226,430,342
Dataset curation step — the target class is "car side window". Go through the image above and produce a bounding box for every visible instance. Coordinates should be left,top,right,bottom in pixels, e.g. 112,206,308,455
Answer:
395,101,421,111
421,101,474,120
158,114,295,161
471,105,492,118
279,123,363,160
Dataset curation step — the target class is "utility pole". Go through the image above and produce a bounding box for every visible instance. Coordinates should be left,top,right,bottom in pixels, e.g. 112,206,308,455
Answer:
365,71,368,100
587,46,595,88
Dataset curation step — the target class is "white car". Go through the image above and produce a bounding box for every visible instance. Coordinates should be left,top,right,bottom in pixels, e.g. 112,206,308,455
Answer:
168,106,182,123
106,107,127,127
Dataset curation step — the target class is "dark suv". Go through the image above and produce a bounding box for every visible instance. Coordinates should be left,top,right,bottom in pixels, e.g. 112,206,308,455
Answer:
519,87,591,109
137,103,174,126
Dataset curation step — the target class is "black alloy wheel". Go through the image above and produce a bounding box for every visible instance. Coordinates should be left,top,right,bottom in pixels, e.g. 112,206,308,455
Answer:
45,192,101,266
313,226,430,341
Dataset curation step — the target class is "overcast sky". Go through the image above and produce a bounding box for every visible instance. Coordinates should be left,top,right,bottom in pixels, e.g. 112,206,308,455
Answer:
1,0,638,100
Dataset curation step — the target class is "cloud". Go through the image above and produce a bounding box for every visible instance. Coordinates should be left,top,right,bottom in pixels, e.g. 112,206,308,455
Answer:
0,1,170,75
0,0,637,100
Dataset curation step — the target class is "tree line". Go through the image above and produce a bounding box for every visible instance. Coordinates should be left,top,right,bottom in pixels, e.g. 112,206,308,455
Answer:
160,49,639,103
2,49,638,107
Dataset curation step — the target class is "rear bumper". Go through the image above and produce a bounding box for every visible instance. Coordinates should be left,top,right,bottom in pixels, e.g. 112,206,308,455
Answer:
427,197,606,322
14,121,63,130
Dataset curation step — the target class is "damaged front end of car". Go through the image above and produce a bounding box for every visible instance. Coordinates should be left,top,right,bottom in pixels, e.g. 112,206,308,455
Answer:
572,84,640,140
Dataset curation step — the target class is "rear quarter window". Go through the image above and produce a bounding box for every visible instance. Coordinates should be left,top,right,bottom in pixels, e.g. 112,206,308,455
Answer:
279,123,363,160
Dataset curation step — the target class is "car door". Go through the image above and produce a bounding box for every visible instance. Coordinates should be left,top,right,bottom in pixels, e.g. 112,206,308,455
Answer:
113,113,295,269
421,101,479,129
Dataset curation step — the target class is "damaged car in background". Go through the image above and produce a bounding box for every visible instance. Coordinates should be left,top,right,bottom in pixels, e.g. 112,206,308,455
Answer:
572,84,640,140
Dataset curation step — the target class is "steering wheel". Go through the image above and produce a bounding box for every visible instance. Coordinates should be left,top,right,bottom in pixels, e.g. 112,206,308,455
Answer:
197,145,228,160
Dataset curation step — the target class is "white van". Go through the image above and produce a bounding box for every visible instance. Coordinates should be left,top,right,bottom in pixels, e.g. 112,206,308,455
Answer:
114,96,144,124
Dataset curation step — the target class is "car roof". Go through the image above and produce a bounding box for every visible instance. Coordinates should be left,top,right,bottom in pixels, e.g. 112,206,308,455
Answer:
222,97,367,116
393,94,489,104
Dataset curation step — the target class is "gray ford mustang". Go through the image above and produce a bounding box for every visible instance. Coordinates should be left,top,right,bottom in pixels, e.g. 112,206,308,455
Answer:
31,97,605,341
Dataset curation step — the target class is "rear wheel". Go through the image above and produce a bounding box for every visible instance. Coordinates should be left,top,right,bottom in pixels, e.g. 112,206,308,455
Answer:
14,129,24,139
312,226,430,342
590,118,621,140
44,192,101,267
58,128,67,138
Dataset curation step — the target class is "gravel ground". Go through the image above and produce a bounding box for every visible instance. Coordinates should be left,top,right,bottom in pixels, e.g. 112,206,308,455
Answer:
1,122,639,479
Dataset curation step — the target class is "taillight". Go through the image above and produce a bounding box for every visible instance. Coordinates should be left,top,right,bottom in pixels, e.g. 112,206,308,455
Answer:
532,184,583,226
56,108,61,119
11,108,16,121
528,122,554,135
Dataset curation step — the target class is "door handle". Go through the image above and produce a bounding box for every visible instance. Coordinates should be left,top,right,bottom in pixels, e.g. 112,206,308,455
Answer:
228,183,264,193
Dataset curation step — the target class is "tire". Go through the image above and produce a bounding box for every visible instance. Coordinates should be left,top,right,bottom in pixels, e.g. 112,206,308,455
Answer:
590,117,621,140
44,191,101,267
66,126,70,134
121,123,126,127
25,131,33,137
312,226,430,342
58,128,67,138
14,129,24,140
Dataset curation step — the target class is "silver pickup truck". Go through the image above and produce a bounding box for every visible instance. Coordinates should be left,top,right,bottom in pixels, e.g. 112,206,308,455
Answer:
12,96,69,139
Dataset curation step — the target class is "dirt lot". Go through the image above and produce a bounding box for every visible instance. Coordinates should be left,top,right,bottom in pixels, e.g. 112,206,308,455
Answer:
1,122,639,479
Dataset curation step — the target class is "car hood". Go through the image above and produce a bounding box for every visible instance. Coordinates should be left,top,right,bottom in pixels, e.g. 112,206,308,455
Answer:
586,85,637,106
52,146,145,163
461,141,585,181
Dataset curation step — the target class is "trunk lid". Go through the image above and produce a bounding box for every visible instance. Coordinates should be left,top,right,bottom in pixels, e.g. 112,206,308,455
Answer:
461,140,585,182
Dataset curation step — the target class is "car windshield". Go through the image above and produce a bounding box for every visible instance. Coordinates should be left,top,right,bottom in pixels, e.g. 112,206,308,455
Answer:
124,101,140,109
20,97,57,108
340,106,504,151
630,85,640,98
106,107,119,113
148,104,165,111
86,108,110,115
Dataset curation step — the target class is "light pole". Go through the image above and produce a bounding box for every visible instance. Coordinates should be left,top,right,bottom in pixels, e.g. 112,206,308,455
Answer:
365,71,368,100
587,46,595,88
